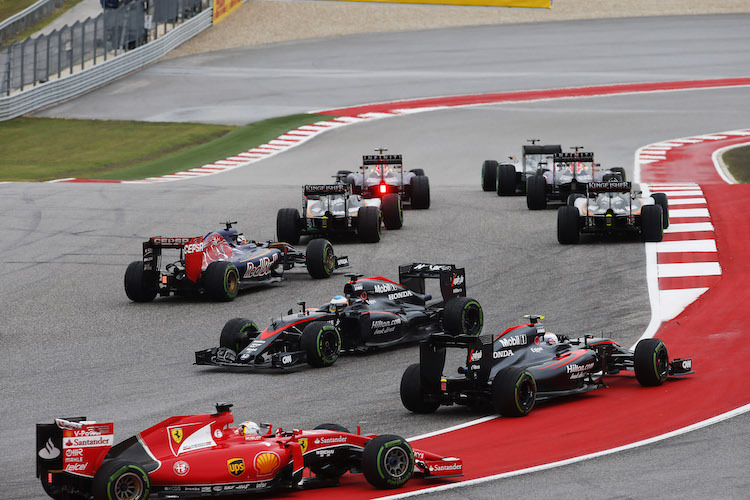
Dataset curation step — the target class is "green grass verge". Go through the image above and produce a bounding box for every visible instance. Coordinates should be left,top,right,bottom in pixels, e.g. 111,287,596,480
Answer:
1,0,83,44
721,144,750,183
0,114,336,182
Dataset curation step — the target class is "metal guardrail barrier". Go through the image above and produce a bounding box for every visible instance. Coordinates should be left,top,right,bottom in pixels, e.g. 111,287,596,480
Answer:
0,0,65,44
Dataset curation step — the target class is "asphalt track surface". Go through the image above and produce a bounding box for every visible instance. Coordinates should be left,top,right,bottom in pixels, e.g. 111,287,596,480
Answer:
3,13,749,500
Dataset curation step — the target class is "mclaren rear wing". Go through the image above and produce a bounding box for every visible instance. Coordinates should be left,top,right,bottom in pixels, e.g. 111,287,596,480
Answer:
398,263,466,301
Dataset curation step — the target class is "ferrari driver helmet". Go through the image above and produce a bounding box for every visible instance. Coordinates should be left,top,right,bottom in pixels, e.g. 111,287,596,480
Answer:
329,295,349,313
543,332,559,345
239,421,261,436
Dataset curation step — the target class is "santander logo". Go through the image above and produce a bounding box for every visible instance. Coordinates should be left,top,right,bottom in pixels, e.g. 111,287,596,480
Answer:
38,438,61,459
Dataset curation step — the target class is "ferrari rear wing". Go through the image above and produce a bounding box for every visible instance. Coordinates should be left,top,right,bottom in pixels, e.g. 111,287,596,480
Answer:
362,154,403,165
398,263,466,301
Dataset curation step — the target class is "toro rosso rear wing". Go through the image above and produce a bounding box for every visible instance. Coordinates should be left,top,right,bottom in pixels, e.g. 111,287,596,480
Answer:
142,236,195,272
398,263,466,301
362,154,402,166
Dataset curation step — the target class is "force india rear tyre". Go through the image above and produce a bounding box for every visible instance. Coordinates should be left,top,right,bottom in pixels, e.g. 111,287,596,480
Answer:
410,175,431,209
641,204,664,242
481,160,498,191
220,317,260,352
400,363,440,414
277,208,302,245
410,168,425,176
652,192,670,228
526,174,547,210
442,297,483,336
634,338,669,387
381,193,403,230
492,367,537,417
362,435,415,489
124,261,157,302
496,163,517,196
203,261,240,301
357,206,382,243
305,238,336,278
92,459,151,500
301,321,341,367
310,423,352,478
567,193,584,206
557,206,580,244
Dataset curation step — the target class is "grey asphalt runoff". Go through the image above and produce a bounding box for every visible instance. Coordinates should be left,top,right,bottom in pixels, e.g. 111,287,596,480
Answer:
4,14,750,500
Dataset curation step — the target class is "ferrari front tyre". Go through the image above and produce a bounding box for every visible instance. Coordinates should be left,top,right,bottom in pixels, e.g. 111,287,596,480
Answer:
481,160,498,191
652,192,670,228
124,261,157,302
357,206,382,243
305,238,336,278
442,297,483,336
410,168,425,176
362,435,415,490
410,176,431,209
557,206,580,244
492,367,536,417
611,167,627,182
526,174,547,210
277,208,302,245
92,459,151,500
634,338,669,387
400,363,440,414
301,321,341,367
641,204,663,242
309,423,352,478
203,261,239,301
381,193,403,230
496,163,517,196
220,317,260,352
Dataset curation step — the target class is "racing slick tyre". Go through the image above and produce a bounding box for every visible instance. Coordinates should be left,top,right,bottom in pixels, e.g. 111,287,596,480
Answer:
611,167,627,182
310,423,352,478
400,363,441,414
492,367,537,417
567,193,584,206
203,261,240,301
410,168,425,176
481,160,498,191
301,321,341,368
652,192,670,228
220,317,260,352
336,169,352,182
526,174,547,210
277,208,302,245
557,206,580,244
641,204,664,242
602,173,617,182
442,297,483,336
124,261,157,302
362,435,415,489
357,206,382,243
305,238,336,278
382,193,403,230
92,459,151,500
634,338,669,387
496,163,517,196
410,175,431,209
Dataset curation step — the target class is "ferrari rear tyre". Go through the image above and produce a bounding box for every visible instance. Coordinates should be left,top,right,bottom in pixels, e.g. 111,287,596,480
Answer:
410,168,425,176
492,367,536,417
481,160,498,191
220,318,260,352
410,176,430,209
357,206,382,243
301,321,341,368
526,175,547,210
400,364,440,414
634,338,669,387
203,261,240,301
362,435,414,489
652,192,670,228
305,238,336,278
310,424,351,478
277,208,302,245
442,297,483,336
381,193,403,230
641,205,663,242
124,261,157,303
567,193,584,206
611,167,627,182
557,206,580,244
92,460,150,500
496,163,517,196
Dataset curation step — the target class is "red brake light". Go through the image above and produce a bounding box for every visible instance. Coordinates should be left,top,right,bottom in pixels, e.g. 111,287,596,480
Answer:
379,184,387,194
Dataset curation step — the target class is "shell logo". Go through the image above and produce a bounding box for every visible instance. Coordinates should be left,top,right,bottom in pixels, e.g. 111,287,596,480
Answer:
254,451,280,476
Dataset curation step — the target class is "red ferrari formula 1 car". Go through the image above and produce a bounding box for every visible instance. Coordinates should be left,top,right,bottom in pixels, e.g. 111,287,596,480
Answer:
36,403,463,499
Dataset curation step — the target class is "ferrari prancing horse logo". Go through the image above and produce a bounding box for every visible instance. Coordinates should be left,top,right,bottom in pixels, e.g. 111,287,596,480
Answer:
298,438,308,454
170,428,183,444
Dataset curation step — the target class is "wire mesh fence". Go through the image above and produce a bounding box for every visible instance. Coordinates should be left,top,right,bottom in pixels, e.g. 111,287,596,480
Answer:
1,0,208,97
0,0,66,45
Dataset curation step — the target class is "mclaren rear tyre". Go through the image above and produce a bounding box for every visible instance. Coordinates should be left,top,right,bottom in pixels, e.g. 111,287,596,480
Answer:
526,175,547,210
634,338,669,387
357,206,382,243
410,176,431,209
203,261,240,301
557,206,580,244
310,424,352,478
492,367,537,417
362,435,415,490
301,321,341,368
496,163,517,196
277,208,302,245
400,363,441,414
442,297,483,336
220,318,260,353
652,192,670,228
305,238,336,278
481,160,498,191
124,261,157,303
381,193,403,230
641,204,664,242
92,460,151,500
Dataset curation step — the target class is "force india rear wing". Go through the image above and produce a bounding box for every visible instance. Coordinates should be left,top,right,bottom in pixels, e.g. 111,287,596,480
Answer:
398,263,466,301
523,144,562,155
362,154,403,166
304,184,350,195
588,181,632,193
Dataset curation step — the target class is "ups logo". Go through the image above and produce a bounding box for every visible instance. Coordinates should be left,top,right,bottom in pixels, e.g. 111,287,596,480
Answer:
227,458,245,476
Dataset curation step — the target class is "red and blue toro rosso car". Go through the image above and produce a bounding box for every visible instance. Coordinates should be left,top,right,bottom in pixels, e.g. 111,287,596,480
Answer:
401,315,693,417
124,222,348,302
36,403,463,499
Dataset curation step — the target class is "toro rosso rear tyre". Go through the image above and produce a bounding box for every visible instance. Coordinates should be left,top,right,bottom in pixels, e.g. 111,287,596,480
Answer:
652,192,670,228
410,168,425,176
481,160,498,191
357,206,381,243
634,338,669,387
203,261,240,301
92,459,151,500
277,208,302,245
362,435,415,489
310,424,351,478
641,204,664,242
526,174,547,210
442,297,483,336
220,318,260,352
410,176,431,209
305,238,336,278
381,193,403,230
557,206,580,244
496,164,517,196
611,167,627,182
124,261,157,302
400,364,440,414
301,321,341,368
492,367,536,417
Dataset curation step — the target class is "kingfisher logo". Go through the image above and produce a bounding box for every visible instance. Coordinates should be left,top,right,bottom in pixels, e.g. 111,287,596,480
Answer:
227,458,245,476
